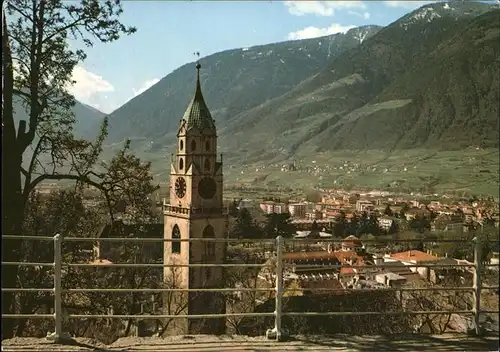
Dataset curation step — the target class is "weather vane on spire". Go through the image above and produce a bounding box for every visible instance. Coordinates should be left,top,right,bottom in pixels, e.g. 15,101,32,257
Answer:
193,51,201,69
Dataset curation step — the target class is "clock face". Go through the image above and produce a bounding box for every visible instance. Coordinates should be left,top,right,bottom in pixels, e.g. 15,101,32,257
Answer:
175,177,186,198
198,177,216,200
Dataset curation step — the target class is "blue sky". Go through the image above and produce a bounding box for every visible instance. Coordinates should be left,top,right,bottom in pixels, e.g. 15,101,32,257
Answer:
67,1,450,113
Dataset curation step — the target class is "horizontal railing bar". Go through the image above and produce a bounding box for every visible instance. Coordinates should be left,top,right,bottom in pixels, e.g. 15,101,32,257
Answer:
288,263,475,269
2,235,55,241
2,314,54,319
282,310,473,316
1,262,54,267
66,313,275,319
482,264,500,267
1,288,54,292
282,286,474,292
66,263,270,268
481,286,500,290
48,236,499,244
5,311,497,319
1,287,483,294
480,310,500,314
63,288,275,293
63,237,276,243
286,238,500,243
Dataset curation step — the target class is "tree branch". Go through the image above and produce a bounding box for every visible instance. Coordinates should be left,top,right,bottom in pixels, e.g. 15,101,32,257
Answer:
23,134,46,198
2,10,17,140
18,0,46,154
5,2,34,23
26,173,101,198
42,16,84,45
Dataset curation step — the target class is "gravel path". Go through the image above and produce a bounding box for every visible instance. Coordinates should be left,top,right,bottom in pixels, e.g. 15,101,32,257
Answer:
2,334,499,351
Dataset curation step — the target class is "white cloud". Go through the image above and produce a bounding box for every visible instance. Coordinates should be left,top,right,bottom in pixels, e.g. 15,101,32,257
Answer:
348,10,371,19
284,1,366,17
67,66,114,109
132,78,160,97
384,1,435,9
288,23,356,40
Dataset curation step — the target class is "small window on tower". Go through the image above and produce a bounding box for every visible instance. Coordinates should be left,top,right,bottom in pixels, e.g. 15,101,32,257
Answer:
204,158,210,172
172,225,181,254
191,140,197,151
205,140,210,151
179,158,184,170
180,140,184,151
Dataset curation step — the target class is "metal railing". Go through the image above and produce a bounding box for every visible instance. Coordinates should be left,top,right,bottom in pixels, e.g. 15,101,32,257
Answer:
2,234,499,343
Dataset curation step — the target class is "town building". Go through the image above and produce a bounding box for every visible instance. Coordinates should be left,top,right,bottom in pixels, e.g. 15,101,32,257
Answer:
288,202,307,218
387,250,441,280
378,215,397,231
163,62,226,335
260,201,288,214
356,200,374,212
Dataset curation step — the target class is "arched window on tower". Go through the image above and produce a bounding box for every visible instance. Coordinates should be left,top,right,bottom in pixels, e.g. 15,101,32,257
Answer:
204,158,210,172
205,140,210,151
172,225,181,254
191,140,197,152
203,225,215,258
179,158,184,170
179,140,184,151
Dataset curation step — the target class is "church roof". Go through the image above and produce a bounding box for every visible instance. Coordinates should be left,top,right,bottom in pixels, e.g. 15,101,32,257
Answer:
182,63,216,132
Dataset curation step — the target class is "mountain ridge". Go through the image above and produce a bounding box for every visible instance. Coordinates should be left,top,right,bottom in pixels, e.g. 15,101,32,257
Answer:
216,2,499,163
103,25,382,148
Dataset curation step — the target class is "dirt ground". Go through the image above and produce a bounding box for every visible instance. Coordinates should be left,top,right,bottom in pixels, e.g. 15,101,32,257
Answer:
2,334,499,351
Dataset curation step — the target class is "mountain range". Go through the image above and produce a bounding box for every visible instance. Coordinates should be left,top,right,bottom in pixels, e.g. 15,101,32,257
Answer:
20,2,498,195
95,2,499,170
13,98,105,140
219,2,499,163
103,25,382,151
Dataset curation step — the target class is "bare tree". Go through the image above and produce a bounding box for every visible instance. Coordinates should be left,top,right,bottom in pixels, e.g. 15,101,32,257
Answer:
403,272,472,334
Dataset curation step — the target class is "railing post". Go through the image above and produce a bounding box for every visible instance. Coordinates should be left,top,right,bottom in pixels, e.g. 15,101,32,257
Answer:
266,235,285,341
472,236,482,336
46,234,70,343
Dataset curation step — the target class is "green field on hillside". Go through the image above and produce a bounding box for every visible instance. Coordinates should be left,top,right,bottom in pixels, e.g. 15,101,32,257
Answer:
130,148,499,198
223,149,500,197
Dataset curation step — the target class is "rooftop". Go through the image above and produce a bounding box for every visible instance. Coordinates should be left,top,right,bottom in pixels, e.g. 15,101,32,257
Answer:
182,63,216,133
390,250,440,262
2,334,498,351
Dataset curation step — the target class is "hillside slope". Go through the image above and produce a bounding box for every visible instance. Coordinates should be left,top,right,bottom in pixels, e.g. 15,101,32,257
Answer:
218,2,498,163
13,99,106,140
103,26,381,149
311,8,500,152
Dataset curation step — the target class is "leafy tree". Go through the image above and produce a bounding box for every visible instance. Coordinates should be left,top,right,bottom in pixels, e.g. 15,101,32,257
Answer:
263,213,296,238
358,212,369,235
384,205,393,216
305,190,321,203
228,199,240,217
366,213,380,236
388,219,398,234
333,211,347,237
2,0,135,338
409,215,431,233
347,213,359,236
230,208,262,239
400,203,410,218
310,220,319,233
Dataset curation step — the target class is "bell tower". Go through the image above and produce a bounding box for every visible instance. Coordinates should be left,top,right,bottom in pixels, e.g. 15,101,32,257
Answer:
163,59,227,335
